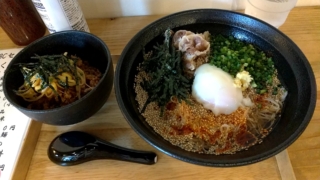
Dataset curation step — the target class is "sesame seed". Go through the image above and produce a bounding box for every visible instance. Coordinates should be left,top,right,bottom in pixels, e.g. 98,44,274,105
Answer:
134,65,285,155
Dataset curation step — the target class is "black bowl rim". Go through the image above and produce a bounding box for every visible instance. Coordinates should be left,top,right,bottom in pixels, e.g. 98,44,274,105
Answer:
3,30,113,114
115,9,317,166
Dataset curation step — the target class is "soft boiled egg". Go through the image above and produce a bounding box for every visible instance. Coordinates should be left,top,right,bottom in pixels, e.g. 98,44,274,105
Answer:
192,64,243,115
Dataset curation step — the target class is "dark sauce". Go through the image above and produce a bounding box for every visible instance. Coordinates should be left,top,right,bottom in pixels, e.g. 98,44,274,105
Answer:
0,0,46,45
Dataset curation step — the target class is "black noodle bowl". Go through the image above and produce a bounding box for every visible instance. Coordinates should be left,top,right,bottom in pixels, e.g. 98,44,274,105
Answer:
115,9,316,166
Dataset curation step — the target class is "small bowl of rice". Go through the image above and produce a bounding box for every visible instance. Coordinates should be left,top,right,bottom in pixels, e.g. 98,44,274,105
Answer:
3,30,114,125
114,9,316,166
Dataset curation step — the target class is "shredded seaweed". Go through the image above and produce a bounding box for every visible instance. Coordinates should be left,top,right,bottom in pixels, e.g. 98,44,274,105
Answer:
140,29,192,116
13,53,82,99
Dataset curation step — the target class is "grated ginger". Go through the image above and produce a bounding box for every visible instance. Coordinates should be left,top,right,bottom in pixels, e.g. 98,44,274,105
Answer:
234,70,253,91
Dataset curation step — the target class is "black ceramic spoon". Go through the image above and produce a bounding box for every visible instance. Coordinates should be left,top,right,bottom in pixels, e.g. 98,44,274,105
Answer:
48,131,157,166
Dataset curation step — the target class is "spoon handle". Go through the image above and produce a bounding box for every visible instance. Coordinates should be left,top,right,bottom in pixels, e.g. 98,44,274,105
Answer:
96,139,157,165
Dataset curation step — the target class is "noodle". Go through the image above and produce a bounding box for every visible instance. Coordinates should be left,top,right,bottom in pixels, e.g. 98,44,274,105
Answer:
134,30,287,155
16,67,85,102
15,54,101,110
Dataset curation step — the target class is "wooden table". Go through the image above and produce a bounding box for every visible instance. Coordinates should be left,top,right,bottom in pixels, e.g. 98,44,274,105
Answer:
1,6,319,180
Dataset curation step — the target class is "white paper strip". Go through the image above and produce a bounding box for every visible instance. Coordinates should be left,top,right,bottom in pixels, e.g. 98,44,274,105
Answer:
0,48,32,180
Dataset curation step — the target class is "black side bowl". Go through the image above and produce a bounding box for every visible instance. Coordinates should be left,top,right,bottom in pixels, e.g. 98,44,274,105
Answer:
115,9,317,166
3,31,114,125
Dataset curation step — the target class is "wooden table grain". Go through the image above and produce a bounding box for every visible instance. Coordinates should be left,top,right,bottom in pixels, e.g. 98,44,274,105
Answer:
1,6,319,180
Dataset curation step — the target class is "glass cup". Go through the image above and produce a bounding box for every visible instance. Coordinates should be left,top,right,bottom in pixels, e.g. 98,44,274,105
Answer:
244,0,298,28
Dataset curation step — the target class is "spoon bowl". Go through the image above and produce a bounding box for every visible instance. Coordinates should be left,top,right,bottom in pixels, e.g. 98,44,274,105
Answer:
48,131,157,166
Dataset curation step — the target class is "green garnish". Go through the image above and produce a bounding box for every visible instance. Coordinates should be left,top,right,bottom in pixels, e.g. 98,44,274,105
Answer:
140,29,191,116
209,34,276,93
14,53,82,98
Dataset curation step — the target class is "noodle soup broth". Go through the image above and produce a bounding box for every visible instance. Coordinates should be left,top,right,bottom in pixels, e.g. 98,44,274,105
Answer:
115,9,315,166
133,27,287,155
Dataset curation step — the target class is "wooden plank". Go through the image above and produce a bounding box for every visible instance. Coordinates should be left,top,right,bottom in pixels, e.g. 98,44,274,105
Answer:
11,121,42,180
0,6,318,180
